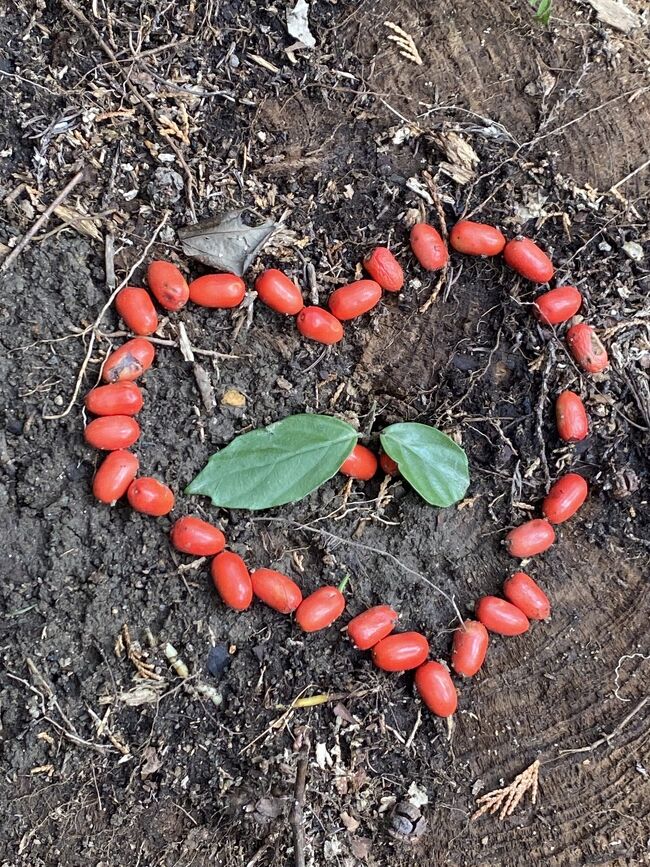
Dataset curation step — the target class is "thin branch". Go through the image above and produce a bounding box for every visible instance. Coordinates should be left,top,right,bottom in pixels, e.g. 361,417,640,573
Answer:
290,731,311,867
1,169,85,271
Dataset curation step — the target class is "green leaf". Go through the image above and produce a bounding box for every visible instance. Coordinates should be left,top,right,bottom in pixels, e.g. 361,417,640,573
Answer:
529,0,552,25
186,414,358,510
380,422,469,507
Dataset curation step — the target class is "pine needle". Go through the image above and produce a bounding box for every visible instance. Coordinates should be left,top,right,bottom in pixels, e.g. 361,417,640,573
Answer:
472,759,540,821
384,22,423,66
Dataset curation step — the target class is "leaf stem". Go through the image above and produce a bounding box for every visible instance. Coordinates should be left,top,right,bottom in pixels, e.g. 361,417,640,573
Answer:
337,574,350,594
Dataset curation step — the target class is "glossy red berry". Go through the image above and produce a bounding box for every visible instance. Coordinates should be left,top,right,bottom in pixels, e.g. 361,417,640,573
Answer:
328,280,382,321
363,247,404,292
115,286,158,335
502,572,550,621
147,260,189,311
102,338,155,383
127,477,175,516
92,450,139,504
255,269,304,314
189,273,246,308
211,551,253,611
251,568,302,614
566,323,609,373
379,452,399,476
542,473,588,523
451,620,489,677
170,516,226,556
556,391,589,442
295,583,346,632
410,223,448,271
533,286,582,325
84,382,144,416
475,596,530,635
415,661,458,717
296,307,344,344
449,221,505,256
347,604,398,650
84,415,140,450
505,519,555,558
339,444,378,481
503,238,554,282
371,632,429,671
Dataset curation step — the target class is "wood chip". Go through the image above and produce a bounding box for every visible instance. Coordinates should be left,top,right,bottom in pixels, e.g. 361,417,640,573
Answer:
221,388,246,407
587,0,641,32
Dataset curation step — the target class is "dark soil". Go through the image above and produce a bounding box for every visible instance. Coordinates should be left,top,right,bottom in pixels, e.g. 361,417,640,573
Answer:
1,1,649,865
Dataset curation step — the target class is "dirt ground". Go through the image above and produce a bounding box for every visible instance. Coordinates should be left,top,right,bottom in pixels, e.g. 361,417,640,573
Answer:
1,1,649,865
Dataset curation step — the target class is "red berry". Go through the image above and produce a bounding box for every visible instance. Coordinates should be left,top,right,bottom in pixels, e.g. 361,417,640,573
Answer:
85,382,144,416
379,452,399,476
102,338,155,383
415,661,458,717
339,444,377,481
251,568,302,614
566,323,608,373
328,280,382,321
363,247,404,292
211,552,253,611
505,519,555,558
347,604,398,650
84,415,140,450
449,221,505,256
475,596,530,635
502,572,550,621
556,391,589,442
255,269,304,314
147,260,189,311
189,273,246,308
170,516,226,556
533,285,582,325
503,238,554,282
295,585,346,632
92,450,139,504
542,473,588,524
296,307,344,344
451,620,489,677
371,632,429,671
410,223,448,271
115,286,158,335
127,477,175,516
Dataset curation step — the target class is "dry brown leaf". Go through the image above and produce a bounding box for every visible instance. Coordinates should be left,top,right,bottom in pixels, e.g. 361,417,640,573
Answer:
221,388,246,407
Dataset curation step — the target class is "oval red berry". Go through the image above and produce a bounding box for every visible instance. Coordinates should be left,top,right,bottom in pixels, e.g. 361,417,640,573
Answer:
449,221,505,257
566,323,608,373
189,274,246,309
505,519,555,558
255,269,304,314
533,286,582,325
542,473,588,524
211,551,253,611
127,477,175,516
147,260,189,311
85,382,144,416
295,586,346,632
347,604,398,650
556,391,589,442
102,338,155,383
296,307,344,344
415,660,458,717
502,572,550,621
170,516,226,556
371,632,429,671
410,223,448,271
84,415,141,450
451,620,489,677
503,238,554,283
251,568,302,614
339,444,377,481
475,596,530,635
328,280,382,321
115,286,158,335
363,247,404,292
92,450,139,504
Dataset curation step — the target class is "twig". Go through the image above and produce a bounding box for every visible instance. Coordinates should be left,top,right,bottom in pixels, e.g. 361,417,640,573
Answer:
1,169,85,271
557,697,648,757
535,342,556,492
43,213,168,420
290,731,311,867
58,0,196,218
258,517,465,626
